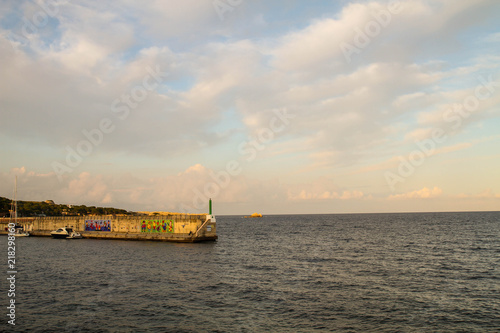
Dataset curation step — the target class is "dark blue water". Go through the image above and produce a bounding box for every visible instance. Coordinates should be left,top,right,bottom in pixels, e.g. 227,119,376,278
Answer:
1,212,500,332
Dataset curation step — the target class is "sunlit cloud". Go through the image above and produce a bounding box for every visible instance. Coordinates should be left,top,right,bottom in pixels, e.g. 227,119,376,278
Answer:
388,187,443,200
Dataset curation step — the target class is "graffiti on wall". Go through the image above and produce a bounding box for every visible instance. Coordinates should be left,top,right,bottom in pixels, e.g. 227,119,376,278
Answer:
141,220,174,233
85,219,111,231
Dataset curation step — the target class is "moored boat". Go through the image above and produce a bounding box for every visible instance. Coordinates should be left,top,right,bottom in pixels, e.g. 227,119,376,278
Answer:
14,225,30,237
51,226,81,239
67,230,82,239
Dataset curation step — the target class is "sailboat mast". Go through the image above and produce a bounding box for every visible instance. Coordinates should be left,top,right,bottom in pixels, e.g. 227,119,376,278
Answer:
14,176,17,223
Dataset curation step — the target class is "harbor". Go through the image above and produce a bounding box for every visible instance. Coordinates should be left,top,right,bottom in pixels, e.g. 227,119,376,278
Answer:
1,181,217,242
1,213,217,242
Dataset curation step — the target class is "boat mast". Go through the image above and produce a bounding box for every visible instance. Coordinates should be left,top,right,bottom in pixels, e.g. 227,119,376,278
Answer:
14,176,17,224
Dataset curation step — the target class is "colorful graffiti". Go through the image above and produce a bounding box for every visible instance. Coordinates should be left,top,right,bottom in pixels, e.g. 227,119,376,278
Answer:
141,220,174,233
85,219,111,231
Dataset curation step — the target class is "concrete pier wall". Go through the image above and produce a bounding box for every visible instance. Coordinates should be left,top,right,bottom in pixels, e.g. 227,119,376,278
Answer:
0,214,217,242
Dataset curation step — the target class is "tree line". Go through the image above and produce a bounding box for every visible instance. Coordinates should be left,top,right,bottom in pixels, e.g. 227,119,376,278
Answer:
0,197,131,217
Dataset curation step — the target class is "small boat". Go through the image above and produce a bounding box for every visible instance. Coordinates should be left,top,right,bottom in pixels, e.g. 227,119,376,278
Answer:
244,213,263,218
14,225,30,237
51,226,82,239
67,231,82,239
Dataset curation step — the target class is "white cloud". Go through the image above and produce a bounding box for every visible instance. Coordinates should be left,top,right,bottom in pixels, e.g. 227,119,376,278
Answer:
483,32,500,43
404,128,435,142
388,186,443,200
340,190,364,200
286,177,365,201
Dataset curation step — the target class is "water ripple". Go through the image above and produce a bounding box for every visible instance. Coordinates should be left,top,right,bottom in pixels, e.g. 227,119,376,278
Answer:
1,212,499,331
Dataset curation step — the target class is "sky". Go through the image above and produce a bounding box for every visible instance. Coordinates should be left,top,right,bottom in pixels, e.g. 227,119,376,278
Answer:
0,0,499,215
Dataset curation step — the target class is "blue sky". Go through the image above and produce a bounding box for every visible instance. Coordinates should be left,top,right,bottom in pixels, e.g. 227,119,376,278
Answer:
0,0,499,214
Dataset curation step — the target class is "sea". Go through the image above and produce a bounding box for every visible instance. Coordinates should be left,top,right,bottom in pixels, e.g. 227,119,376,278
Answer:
1,212,500,332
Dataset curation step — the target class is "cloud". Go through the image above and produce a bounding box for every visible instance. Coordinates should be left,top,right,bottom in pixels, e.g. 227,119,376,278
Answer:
270,0,499,75
456,189,500,199
340,190,365,200
483,32,500,43
62,172,110,204
388,187,443,200
404,128,435,142
286,177,365,201
432,142,472,155
11,167,27,176
2,0,498,164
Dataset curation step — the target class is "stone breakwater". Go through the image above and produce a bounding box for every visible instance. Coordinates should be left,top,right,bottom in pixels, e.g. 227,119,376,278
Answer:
0,214,217,242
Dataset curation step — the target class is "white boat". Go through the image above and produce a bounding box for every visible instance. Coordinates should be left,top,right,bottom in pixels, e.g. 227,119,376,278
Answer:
14,226,30,237
51,226,82,239
67,230,82,239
